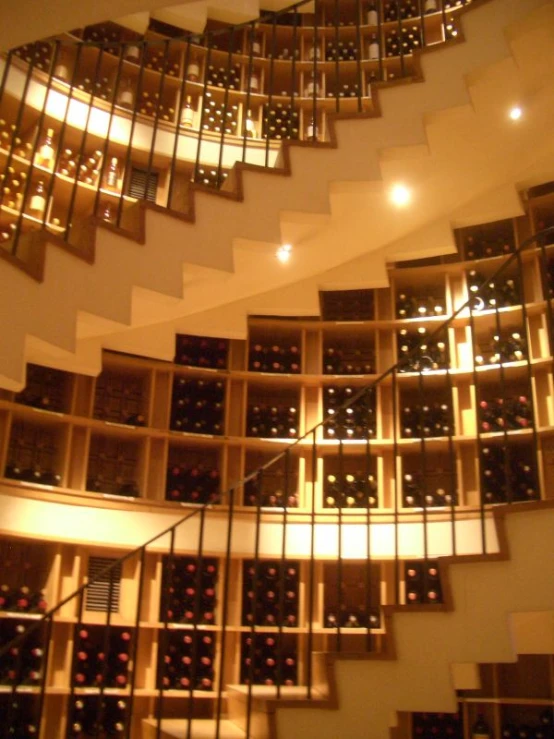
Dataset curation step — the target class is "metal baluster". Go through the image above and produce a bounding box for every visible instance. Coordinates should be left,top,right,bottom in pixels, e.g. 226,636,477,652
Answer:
67,589,86,738
63,42,105,244
216,28,235,187
306,428,317,699
186,505,207,739
355,0,364,112
92,40,127,220
333,0,340,113
419,0,427,47
94,566,116,738
444,361,457,554
336,429,344,652
0,49,35,218
289,6,299,142
416,368,430,602
364,431,373,652
276,450,290,699
514,245,541,500
215,486,235,739
241,23,255,162
392,365,401,603
490,271,513,504
264,15,277,167
35,615,53,736
0,49,14,108
155,527,176,739
166,37,192,211
535,228,554,371
138,38,170,216
311,0,320,140
245,471,263,739
117,39,148,224
193,32,212,183
126,547,146,739
397,0,406,79
468,301,487,553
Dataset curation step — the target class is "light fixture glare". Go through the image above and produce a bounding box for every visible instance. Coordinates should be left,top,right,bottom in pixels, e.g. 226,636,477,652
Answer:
509,106,522,121
390,184,411,207
276,244,292,263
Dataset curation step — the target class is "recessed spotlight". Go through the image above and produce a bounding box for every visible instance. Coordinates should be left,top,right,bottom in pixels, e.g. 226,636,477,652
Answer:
276,244,292,263
509,106,522,121
390,184,411,207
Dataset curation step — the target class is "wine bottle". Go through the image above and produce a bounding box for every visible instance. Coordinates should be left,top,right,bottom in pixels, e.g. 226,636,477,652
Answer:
35,128,55,168
28,180,47,215
104,157,119,191
472,714,491,739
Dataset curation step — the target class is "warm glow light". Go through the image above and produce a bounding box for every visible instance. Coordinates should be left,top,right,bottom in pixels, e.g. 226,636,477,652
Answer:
509,106,523,121
390,184,412,207
276,244,292,263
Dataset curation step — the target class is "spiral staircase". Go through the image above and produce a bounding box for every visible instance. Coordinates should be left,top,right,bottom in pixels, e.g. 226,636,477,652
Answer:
0,0,553,391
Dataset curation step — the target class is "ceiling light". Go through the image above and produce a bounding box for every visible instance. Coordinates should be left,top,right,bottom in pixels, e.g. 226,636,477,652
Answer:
276,244,292,263
509,106,522,121
390,184,411,207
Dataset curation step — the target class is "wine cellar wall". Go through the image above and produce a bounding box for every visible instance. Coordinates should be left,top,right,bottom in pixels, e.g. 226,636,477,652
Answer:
1,184,554,736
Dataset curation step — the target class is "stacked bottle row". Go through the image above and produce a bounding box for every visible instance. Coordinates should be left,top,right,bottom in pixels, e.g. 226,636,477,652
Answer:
0,585,47,614
404,560,443,604
411,711,464,739
323,471,378,508
174,334,229,369
242,560,299,628
323,346,375,375
246,403,299,439
478,396,532,434
73,626,132,688
0,619,45,686
161,557,218,626
402,471,458,508
248,341,301,373
323,386,377,439
498,711,554,739
401,402,453,439
165,462,221,504
240,633,297,686
0,695,38,738
243,461,299,507
170,377,225,435
262,104,300,140
397,328,449,373
68,696,127,737
480,445,538,504
158,631,216,691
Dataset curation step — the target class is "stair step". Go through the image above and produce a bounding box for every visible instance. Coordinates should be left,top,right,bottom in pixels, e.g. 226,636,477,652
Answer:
142,717,246,739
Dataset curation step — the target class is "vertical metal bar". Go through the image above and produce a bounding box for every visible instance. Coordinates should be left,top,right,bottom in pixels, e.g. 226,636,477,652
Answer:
126,547,146,739
397,2,406,78
416,369,429,598
514,246,541,497
67,589,86,735
392,365,401,604
118,39,148,221
35,616,54,735
0,49,14,107
336,432,344,652
245,471,263,739
264,16,277,167
0,50,35,214
215,486,236,739
490,280,512,504
419,0,427,47
193,33,212,181
63,42,105,244
94,565,116,736
306,428,317,699
276,451,290,699
167,37,192,210
311,0,319,140
185,506,206,739
92,40,127,219
364,431,373,652
241,24,255,162
216,28,234,186
155,527,176,739
355,0,363,112
536,231,554,371
136,38,170,218
468,304,487,553
333,0,340,114
444,362,457,555
289,6,299,139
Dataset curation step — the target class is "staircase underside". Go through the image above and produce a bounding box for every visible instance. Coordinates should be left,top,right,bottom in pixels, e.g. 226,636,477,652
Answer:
1,0,554,389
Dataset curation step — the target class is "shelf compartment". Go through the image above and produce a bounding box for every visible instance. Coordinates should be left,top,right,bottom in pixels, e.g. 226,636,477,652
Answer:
14,363,74,414
86,431,146,497
93,363,152,427
165,442,222,505
321,560,381,630
4,414,69,486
